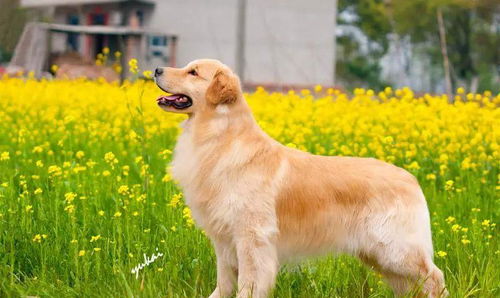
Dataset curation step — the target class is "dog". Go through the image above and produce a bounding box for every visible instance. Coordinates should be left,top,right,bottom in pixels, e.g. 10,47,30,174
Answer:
154,59,447,298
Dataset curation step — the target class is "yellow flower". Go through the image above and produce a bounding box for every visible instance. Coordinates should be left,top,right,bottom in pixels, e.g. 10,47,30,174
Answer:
32,146,43,153
104,152,118,165
90,235,101,242
48,165,62,177
406,161,420,170
98,210,105,216
93,247,101,252
136,194,147,203
437,251,447,258
78,250,86,257
70,239,78,244
118,185,130,195
64,204,75,214
64,192,77,203
51,64,59,73
159,149,172,159
0,152,10,161
113,64,123,74
456,87,465,94
426,174,436,180
445,216,456,224
168,193,182,207
128,58,138,74
32,234,42,242
102,170,111,177
76,151,85,159
142,70,153,78
444,180,454,191
183,207,195,227
114,211,122,218
162,173,172,182
481,220,490,227
34,188,43,195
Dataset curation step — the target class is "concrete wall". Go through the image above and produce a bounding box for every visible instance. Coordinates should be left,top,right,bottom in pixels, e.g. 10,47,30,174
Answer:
21,0,335,86
148,0,335,86
147,0,238,72
245,0,334,85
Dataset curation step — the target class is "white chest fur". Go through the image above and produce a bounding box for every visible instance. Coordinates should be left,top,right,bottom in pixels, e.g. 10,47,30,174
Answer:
171,124,197,191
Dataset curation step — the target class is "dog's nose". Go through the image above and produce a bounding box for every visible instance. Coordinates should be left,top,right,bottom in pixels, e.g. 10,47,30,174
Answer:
155,68,164,77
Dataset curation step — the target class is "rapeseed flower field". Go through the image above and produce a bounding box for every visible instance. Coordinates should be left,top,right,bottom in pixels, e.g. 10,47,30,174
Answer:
0,75,498,297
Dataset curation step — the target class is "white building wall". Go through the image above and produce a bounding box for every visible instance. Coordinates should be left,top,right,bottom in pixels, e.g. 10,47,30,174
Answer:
245,0,334,85
147,0,238,71
21,0,335,86
148,0,334,86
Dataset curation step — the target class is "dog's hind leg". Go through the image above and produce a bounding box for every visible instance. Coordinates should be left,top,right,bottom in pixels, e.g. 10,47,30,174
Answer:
375,246,448,297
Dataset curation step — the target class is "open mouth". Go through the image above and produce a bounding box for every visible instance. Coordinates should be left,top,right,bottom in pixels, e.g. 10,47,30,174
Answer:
156,94,193,109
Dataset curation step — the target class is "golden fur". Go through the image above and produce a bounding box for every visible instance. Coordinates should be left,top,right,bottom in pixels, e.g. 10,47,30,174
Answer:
154,59,448,298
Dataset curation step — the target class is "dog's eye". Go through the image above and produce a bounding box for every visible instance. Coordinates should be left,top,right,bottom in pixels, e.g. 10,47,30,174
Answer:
188,69,198,76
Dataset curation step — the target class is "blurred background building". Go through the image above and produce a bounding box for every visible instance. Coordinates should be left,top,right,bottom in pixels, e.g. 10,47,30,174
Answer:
1,0,498,92
7,0,335,87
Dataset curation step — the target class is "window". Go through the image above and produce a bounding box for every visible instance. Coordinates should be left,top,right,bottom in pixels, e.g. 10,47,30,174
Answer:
136,10,144,26
67,14,80,51
148,35,169,59
150,36,167,47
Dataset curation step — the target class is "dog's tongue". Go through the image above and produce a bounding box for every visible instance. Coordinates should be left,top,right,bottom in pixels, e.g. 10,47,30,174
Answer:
158,94,182,101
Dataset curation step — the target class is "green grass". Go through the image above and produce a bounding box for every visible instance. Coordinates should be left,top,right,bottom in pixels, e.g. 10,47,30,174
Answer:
0,79,498,297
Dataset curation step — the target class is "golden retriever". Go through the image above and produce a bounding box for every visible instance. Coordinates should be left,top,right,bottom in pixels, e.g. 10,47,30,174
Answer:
154,59,447,298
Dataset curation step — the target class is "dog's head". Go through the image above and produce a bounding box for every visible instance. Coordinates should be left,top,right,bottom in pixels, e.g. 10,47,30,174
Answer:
154,59,241,114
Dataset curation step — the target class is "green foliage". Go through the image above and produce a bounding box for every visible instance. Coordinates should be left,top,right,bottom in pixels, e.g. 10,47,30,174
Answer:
0,78,498,297
337,0,392,89
389,0,498,91
337,0,499,93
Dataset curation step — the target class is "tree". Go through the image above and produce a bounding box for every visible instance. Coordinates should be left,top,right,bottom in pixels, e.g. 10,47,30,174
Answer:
387,0,499,92
336,0,499,92
336,0,392,89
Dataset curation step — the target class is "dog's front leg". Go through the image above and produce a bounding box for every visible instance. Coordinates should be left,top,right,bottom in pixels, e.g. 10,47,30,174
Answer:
235,231,278,298
209,238,237,298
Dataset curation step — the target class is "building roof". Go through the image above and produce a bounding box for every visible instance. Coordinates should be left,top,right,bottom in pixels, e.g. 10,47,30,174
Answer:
20,0,154,8
42,22,169,36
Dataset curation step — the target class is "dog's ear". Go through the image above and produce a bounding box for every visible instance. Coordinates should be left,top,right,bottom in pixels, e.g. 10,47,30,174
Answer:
206,69,241,105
